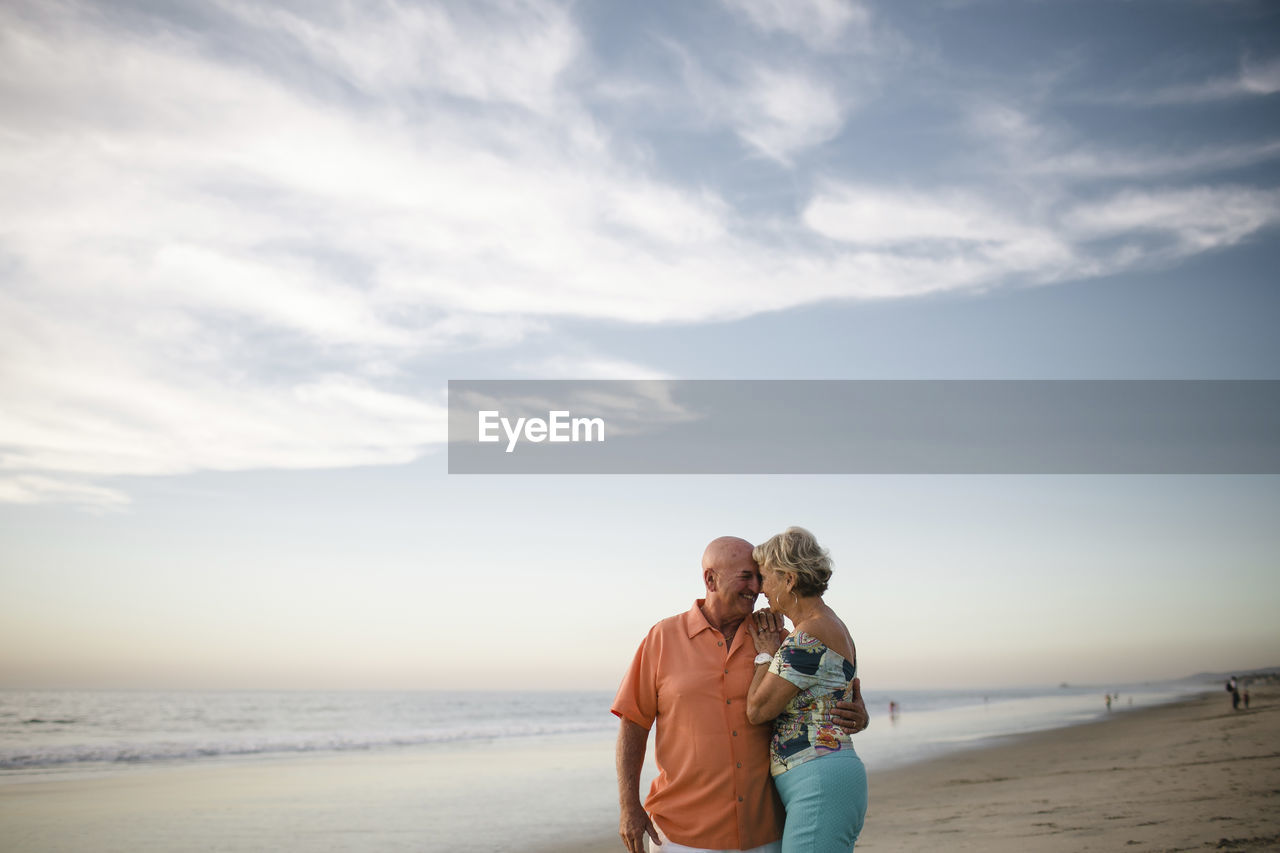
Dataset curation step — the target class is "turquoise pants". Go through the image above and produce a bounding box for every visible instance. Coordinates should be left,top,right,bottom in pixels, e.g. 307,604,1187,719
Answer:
773,751,868,852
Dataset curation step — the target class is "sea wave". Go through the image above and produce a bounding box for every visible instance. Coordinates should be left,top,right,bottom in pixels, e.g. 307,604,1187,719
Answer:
0,718,615,770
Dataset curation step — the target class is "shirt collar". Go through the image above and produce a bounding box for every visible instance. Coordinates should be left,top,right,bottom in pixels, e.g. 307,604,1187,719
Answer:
683,599,716,639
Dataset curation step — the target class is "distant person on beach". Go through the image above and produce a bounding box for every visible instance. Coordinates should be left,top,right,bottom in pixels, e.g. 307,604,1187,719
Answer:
612,536,869,853
745,527,869,852
1105,694,1112,711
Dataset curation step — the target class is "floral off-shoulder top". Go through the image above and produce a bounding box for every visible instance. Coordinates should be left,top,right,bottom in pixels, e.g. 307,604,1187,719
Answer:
766,630,857,776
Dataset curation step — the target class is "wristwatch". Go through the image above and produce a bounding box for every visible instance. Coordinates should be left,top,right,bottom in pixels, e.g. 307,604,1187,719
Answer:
754,652,774,666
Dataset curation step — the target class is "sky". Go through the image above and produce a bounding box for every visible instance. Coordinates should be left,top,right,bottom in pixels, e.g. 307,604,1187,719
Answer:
1,0,1278,691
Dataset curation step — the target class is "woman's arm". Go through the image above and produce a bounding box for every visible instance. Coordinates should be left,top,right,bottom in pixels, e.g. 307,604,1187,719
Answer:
746,665,799,725
745,612,799,724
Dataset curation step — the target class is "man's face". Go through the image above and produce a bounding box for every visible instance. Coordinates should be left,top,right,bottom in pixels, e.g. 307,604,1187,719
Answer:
709,557,761,621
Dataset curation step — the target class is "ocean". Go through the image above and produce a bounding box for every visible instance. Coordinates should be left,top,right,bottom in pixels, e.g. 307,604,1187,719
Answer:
1,682,1203,777
0,683,1208,851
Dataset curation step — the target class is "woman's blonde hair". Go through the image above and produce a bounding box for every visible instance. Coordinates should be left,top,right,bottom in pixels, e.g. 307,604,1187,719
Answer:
753,526,832,597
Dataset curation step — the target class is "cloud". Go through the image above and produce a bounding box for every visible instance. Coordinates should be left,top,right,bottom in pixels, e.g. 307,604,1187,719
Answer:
1239,55,1280,96
223,0,582,114
520,355,673,380
0,296,448,479
0,0,715,492
649,15,869,166
1092,54,1280,105
0,476,130,510
804,186,1031,245
730,66,848,164
1,1,1277,504
719,0,872,52
1062,186,1280,252
964,99,1280,183
801,181,1280,298
1025,139,1280,180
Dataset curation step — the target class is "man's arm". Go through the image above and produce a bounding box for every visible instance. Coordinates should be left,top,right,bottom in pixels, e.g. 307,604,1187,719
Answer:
616,718,659,853
830,677,869,734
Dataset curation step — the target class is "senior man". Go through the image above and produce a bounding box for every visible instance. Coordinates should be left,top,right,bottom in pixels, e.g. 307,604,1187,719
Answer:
612,536,869,853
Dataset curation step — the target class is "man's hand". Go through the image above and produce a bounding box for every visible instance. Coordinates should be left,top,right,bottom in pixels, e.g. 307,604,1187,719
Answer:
619,800,658,853
617,719,658,852
831,677,869,735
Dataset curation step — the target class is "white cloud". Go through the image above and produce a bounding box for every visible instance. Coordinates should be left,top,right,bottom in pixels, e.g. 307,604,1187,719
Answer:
656,35,859,166
965,102,1048,151
719,0,872,52
731,66,848,163
804,186,1029,245
1094,54,1280,105
521,355,672,380
220,0,581,114
1062,187,1280,252
0,299,448,478
802,182,1280,299
1026,139,1280,180
149,245,414,347
0,476,130,509
964,100,1280,183
1,2,1276,504
1239,55,1280,96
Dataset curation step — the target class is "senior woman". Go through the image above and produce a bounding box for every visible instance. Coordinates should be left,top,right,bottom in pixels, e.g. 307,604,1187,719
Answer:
746,527,868,852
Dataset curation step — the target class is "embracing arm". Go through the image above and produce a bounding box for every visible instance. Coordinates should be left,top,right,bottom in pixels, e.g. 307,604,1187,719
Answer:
745,610,799,725
616,718,658,853
746,663,800,725
830,677,869,734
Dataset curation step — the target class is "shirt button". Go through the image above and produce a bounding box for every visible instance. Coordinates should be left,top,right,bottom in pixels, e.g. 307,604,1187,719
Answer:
717,641,724,647
737,762,742,768
738,796,744,802
726,699,731,705
724,669,729,674
732,730,738,736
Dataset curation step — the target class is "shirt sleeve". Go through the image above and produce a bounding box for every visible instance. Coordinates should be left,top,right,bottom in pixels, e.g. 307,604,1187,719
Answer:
611,625,660,730
768,633,824,691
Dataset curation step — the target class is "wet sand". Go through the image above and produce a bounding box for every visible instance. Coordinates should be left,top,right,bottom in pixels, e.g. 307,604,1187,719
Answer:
565,688,1280,853
857,687,1280,852
3,690,1276,852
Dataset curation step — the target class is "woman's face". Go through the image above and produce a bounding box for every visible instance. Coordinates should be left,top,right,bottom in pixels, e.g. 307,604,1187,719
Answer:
760,565,788,613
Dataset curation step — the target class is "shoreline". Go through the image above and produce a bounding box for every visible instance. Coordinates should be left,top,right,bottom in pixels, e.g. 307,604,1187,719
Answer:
3,690,1275,852
855,687,1280,852
551,688,1280,853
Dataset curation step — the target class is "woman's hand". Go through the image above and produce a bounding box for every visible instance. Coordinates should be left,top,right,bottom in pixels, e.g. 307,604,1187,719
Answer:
750,608,786,657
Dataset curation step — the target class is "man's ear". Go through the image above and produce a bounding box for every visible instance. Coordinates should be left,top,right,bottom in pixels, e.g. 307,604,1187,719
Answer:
704,568,716,590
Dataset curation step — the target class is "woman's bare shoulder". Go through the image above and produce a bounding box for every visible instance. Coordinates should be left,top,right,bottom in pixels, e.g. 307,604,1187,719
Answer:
793,612,855,662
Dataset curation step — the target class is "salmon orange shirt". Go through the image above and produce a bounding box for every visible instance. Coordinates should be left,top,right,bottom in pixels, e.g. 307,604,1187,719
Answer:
611,600,784,850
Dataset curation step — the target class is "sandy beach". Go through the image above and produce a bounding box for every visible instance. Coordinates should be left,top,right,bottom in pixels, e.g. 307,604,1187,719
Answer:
2,689,1276,852
858,687,1280,853
569,687,1280,853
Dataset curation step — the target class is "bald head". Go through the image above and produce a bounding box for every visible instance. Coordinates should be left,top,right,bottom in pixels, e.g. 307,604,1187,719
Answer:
702,536,754,574
700,536,760,629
